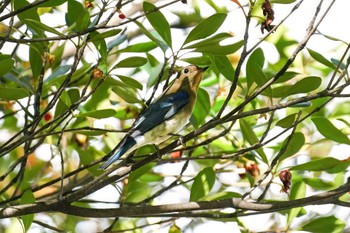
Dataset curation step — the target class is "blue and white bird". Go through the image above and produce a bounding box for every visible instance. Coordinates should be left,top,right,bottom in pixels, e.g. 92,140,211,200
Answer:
99,65,208,169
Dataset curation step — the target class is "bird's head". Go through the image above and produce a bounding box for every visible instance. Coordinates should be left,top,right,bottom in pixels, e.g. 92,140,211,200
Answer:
174,65,208,92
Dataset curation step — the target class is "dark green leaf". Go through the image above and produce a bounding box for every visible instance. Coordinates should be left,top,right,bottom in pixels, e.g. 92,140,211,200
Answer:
89,29,122,41
288,177,306,226
117,41,158,53
280,132,305,161
77,109,116,119
0,88,30,100
276,113,297,128
303,177,334,190
274,71,300,84
114,57,147,68
38,0,66,7
0,56,14,76
272,76,322,98
190,167,216,201
29,42,44,79
143,2,172,47
55,90,70,117
24,19,64,36
183,33,233,49
308,48,337,69
312,117,350,144
191,88,210,128
290,157,350,172
205,191,241,201
66,0,87,30
20,190,35,231
112,86,142,104
92,38,108,67
246,48,265,89
300,216,345,233
117,75,143,90
271,0,297,3
125,181,150,203
210,55,234,82
239,119,268,163
288,76,322,95
14,0,42,35
194,40,244,55
246,61,272,97
134,20,168,52
183,13,227,45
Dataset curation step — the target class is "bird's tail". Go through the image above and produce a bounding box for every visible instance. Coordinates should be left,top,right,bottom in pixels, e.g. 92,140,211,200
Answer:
99,137,136,169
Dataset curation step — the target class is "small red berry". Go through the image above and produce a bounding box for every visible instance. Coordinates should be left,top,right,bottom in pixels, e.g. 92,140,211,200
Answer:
119,13,126,19
44,113,52,122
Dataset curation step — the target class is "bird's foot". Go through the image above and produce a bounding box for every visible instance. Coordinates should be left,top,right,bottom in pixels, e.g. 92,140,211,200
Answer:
169,133,186,148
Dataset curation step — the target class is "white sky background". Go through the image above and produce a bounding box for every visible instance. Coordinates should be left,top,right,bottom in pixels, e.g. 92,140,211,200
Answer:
3,0,350,232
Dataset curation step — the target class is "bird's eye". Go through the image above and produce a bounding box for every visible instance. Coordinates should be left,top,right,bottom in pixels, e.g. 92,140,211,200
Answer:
183,68,189,74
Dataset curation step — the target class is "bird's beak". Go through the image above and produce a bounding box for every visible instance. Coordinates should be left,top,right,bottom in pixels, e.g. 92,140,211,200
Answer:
197,66,209,72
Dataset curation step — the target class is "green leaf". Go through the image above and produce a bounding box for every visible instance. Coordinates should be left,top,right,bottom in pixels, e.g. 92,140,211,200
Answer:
66,0,88,31
210,55,234,82
112,86,143,104
280,132,305,161
114,57,148,68
128,163,155,183
20,190,35,231
274,71,300,84
312,117,350,144
183,33,233,49
24,19,64,36
29,42,45,79
246,61,272,97
271,0,297,3
117,75,143,90
288,177,306,226
308,48,337,69
169,223,182,233
134,20,168,52
194,40,244,55
190,167,216,201
92,37,108,67
205,191,241,201
300,216,345,233
272,76,322,98
0,88,30,100
0,56,14,76
14,0,42,35
276,113,297,128
246,48,265,89
143,2,172,47
89,29,122,41
117,41,158,53
77,109,116,119
183,13,227,45
303,177,334,190
290,157,350,173
125,181,150,203
55,90,70,117
191,88,210,128
239,118,268,163
38,0,66,7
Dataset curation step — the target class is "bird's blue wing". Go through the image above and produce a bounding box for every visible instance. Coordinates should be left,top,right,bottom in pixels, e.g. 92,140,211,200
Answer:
99,91,189,169
133,90,189,135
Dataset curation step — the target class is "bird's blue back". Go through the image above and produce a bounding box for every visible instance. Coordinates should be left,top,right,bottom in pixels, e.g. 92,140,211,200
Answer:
99,91,189,169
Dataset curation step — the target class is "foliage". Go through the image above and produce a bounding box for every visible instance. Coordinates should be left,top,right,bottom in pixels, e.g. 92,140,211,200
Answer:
0,0,349,232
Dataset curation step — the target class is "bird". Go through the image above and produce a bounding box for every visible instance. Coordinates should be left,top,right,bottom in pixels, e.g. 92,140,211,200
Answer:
99,65,208,169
